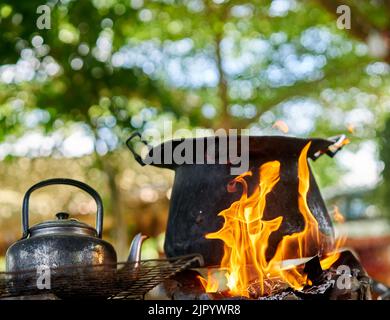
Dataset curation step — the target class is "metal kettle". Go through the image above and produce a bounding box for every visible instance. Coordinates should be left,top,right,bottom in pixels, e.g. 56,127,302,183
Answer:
6,178,117,272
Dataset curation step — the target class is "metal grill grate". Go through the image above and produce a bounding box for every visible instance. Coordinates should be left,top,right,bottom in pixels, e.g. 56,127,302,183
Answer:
0,254,203,300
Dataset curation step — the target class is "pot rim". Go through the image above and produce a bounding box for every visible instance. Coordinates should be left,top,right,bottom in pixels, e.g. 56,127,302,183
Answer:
136,134,344,169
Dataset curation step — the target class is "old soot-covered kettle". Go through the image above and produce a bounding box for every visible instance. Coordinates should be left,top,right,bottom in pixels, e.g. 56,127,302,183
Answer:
6,178,117,272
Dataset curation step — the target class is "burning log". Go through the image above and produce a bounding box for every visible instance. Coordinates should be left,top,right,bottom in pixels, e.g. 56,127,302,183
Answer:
247,277,289,299
154,250,371,300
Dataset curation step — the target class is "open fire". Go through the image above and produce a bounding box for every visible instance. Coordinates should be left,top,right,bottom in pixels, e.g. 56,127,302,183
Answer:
198,142,345,298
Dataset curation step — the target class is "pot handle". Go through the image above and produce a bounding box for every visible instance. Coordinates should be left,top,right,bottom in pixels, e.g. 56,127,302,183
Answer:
22,178,104,239
126,132,150,166
312,134,349,160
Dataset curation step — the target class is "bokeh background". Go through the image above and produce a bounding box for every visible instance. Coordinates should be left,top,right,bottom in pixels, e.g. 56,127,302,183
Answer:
1,0,390,284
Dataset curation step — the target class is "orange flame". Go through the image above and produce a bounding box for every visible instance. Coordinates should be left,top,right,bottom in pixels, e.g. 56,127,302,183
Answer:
204,142,344,297
197,272,219,293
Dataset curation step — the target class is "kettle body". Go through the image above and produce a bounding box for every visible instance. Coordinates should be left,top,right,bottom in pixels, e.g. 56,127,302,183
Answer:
6,178,117,272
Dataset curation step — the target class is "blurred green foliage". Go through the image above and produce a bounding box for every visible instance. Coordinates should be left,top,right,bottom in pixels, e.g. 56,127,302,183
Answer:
379,117,390,218
0,0,387,136
1,0,390,226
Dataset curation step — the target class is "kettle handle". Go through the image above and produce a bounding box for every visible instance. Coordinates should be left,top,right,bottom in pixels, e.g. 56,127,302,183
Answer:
312,135,349,160
126,132,150,166
22,178,104,239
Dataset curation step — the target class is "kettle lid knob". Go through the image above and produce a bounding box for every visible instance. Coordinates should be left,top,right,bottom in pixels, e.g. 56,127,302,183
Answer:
56,212,70,220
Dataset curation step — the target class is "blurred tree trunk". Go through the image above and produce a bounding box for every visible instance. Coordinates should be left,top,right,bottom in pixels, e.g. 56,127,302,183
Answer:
215,32,231,130
206,1,232,131
94,152,128,261
104,159,128,261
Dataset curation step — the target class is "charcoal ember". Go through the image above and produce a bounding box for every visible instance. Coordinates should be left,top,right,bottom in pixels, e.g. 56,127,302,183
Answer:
259,290,301,300
148,250,372,301
305,279,333,295
150,279,206,300
295,277,334,300
293,269,371,300
222,296,251,300
328,274,371,300
201,293,250,300
247,282,264,299
145,280,180,300
247,277,289,299
146,270,206,300
326,250,372,300
298,270,370,300
293,249,372,300
278,292,301,300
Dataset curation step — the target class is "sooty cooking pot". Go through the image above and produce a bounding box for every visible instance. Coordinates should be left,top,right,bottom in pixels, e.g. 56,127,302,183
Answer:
6,178,117,272
127,133,347,266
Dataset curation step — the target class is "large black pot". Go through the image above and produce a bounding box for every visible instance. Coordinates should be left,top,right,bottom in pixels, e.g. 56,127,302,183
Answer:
127,133,346,266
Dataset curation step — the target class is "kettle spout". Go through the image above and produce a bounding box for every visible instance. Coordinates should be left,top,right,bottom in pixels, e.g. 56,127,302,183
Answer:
127,233,149,267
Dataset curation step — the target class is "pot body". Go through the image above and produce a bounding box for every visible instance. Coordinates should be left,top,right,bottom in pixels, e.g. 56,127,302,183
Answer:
6,234,117,272
165,158,333,265
128,135,342,266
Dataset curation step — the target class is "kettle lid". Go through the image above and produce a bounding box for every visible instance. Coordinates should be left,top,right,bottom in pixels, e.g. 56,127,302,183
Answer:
28,212,98,237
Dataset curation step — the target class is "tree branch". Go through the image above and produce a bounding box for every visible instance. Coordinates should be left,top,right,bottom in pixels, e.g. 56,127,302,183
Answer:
205,1,232,130
229,56,372,129
315,0,390,63
315,0,373,42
